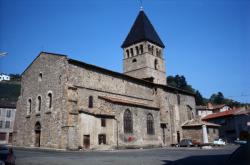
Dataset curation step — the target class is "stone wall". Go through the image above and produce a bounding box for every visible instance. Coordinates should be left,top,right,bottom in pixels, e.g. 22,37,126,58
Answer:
182,126,219,143
14,52,196,150
123,41,166,85
114,104,161,148
13,53,68,149
156,88,196,145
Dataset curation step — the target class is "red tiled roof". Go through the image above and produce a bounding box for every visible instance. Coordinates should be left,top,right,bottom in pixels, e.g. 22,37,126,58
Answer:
182,118,220,127
234,108,250,116
98,96,159,110
78,107,115,117
202,108,240,120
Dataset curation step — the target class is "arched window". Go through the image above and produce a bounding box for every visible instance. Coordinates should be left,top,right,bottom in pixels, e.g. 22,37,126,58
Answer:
132,58,137,63
148,44,151,53
48,93,52,109
124,109,133,133
156,48,160,57
147,114,154,135
39,73,42,81
130,48,134,56
158,50,162,57
187,105,193,120
135,46,139,55
140,44,143,54
177,94,180,105
28,99,32,114
126,49,130,58
154,59,159,70
37,96,41,111
88,96,93,108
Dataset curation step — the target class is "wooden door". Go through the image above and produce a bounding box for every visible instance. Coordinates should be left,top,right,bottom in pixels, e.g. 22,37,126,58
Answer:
177,131,180,143
83,135,90,149
35,131,41,147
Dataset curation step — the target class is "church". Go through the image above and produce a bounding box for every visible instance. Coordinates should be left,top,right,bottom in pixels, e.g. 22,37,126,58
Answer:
13,10,196,150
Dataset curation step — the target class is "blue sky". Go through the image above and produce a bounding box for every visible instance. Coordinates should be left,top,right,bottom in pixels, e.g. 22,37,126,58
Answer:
0,0,249,103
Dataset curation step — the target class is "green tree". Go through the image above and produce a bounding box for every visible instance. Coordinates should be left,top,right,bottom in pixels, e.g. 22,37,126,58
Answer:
210,92,225,104
195,90,204,105
167,75,194,93
9,74,21,81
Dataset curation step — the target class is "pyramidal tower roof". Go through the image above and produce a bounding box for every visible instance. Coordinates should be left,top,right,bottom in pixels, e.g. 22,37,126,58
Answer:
121,10,165,48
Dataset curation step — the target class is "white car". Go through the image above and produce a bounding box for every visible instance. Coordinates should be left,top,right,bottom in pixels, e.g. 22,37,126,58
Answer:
213,138,226,146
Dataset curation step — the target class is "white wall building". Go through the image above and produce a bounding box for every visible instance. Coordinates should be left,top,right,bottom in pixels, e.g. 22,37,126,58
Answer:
0,74,10,81
0,102,16,144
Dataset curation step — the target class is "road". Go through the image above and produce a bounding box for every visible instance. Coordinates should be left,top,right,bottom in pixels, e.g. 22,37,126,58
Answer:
15,145,239,165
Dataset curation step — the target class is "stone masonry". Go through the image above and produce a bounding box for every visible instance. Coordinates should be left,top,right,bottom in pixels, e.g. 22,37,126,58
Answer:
13,10,196,150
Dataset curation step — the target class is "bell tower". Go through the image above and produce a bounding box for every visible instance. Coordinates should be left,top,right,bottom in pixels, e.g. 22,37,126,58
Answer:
121,10,166,85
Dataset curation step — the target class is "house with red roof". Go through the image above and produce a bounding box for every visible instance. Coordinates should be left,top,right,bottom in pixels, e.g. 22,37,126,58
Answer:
196,103,230,118
202,107,250,142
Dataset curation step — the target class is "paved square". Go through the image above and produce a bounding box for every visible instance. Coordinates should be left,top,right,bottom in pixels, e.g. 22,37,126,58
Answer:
15,145,238,165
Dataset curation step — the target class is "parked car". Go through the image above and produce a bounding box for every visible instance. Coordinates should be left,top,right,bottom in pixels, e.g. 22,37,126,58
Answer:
234,139,247,145
192,140,201,147
213,138,226,146
0,145,15,165
179,139,193,147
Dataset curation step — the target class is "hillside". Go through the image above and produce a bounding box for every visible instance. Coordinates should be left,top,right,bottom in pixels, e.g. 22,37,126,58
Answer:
0,81,21,101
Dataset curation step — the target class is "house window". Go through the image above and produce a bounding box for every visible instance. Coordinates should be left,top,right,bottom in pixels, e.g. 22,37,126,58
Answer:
136,46,139,55
48,93,52,109
207,128,210,134
98,134,106,145
140,44,143,54
0,133,6,141
124,109,133,133
101,118,106,127
37,96,41,111
6,110,11,118
5,121,10,128
0,121,2,128
88,96,93,108
147,113,154,135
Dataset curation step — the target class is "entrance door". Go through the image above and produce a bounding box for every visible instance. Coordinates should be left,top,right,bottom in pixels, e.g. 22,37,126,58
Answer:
161,124,166,144
8,133,13,144
177,131,180,143
35,122,41,147
35,131,41,147
83,135,90,149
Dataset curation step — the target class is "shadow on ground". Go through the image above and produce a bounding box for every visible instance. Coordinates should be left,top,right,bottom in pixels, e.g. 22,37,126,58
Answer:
162,154,230,165
162,144,250,165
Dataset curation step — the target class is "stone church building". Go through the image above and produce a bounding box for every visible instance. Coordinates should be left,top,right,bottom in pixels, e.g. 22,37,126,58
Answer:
13,10,196,150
